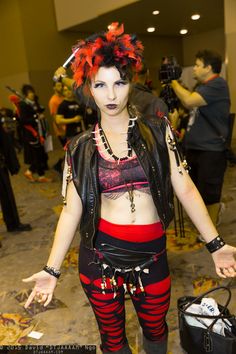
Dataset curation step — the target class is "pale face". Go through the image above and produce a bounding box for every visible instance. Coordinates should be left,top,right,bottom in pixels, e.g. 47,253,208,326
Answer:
193,58,211,82
89,66,130,117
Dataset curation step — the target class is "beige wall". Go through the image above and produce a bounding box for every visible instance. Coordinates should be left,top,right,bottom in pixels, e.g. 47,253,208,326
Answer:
139,35,182,92
0,0,27,75
16,0,80,111
0,0,86,110
54,0,140,31
0,0,29,106
182,27,225,67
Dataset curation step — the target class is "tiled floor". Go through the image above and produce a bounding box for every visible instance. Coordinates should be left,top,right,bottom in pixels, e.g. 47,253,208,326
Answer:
0,146,236,353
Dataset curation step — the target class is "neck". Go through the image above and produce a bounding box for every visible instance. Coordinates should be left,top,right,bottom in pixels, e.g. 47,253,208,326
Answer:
203,73,219,83
100,111,130,133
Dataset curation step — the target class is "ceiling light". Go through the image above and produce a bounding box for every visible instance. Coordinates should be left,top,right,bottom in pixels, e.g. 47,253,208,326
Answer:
180,29,188,35
147,27,156,33
191,14,200,20
152,10,160,15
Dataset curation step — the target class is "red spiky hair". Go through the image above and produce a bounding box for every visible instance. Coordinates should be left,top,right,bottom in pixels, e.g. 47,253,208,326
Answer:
71,22,144,87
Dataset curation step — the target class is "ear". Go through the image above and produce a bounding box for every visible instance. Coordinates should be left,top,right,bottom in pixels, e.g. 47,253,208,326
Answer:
206,64,213,74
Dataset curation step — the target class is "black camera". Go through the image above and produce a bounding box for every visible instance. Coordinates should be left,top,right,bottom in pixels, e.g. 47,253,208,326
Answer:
159,56,182,84
159,56,182,112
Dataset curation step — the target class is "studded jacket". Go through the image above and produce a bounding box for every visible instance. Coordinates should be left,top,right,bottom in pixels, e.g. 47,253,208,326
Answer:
64,116,174,250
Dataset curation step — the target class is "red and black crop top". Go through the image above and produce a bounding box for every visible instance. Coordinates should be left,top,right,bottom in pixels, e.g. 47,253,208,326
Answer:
98,153,150,195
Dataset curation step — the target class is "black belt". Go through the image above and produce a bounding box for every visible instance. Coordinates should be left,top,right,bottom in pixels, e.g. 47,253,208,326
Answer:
90,243,166,296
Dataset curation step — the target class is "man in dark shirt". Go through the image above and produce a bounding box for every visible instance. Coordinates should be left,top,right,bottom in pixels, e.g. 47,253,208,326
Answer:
171,50,230,226
56,86,85,140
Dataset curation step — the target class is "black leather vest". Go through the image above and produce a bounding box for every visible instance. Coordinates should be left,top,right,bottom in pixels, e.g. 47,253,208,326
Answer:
66,116,174,249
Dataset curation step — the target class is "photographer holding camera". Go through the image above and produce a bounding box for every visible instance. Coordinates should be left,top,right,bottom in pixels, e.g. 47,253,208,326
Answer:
171,50,230,227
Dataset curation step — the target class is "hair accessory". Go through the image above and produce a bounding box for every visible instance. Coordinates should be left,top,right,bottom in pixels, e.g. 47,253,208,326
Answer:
71,22,144,87
205,235,225,253
43,265,61,279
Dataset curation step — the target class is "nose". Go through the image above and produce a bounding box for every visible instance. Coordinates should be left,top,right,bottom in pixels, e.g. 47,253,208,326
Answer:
107,86,116,101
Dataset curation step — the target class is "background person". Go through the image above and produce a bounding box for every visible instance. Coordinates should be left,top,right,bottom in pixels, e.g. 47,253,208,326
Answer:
129,62,167,118
22,25,236,354
50,69,98,129
56,85,85,141
48,81,65,174
0,118,31,232
19,84,51,183
48,81,66,145
171,50,230,226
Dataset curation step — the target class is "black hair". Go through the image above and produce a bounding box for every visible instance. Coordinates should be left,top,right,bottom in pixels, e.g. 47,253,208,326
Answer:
195,50,222,73
21,84,35,97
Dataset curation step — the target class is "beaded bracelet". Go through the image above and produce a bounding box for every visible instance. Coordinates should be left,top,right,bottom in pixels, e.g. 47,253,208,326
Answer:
205,235,225,253
43,265,61,279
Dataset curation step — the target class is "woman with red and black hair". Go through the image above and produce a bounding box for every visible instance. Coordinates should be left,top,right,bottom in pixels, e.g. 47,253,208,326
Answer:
22,23,236,354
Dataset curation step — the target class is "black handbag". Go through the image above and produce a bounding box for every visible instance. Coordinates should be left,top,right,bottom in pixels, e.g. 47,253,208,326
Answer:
177,286,236,354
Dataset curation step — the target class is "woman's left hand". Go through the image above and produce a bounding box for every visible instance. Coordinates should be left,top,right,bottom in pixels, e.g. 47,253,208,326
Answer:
211,244,236,278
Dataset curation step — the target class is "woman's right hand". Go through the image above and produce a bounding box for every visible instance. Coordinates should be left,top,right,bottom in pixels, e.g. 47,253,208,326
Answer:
53,66,67,81
22,271,58,308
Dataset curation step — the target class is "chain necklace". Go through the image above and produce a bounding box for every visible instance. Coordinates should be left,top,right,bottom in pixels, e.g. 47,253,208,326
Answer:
97,119,136,213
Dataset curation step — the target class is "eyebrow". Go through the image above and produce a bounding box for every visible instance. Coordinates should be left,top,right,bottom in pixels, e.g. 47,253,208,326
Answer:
94,79,126,84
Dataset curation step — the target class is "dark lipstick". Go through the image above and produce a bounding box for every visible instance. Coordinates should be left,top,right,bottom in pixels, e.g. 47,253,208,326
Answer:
106,104,117,110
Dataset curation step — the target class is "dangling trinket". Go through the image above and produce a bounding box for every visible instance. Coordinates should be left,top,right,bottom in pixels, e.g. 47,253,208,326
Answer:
127,187,135,213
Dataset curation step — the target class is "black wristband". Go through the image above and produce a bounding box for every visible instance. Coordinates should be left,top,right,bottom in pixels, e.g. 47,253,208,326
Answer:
43,265,61,279
205,235,225,253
